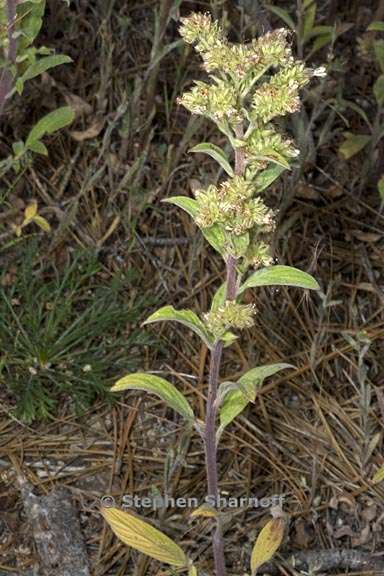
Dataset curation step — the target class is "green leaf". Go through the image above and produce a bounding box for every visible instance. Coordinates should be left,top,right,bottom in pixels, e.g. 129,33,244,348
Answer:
12,141,25,158
190,142,234,177
239,265,320,293
15,78,25,95
20,54,72,83
164,196,198,219
303,2,317,44
27,139,48,155
254,164,286,192
231,232,249,258
265,5,295,30
378,175,384,202
311,32,332,54
111,373,194,421
17,0,46,49
374,40,384,73
211,283,226,312
218,363,292,436
368,21,384,32
372,465,384,483
33,215,51,232
143,305,214,348
338,132,371,160
221,331,238,347
202,224,226,255
374,74,384,106
26,106,75,148
254,152,290,170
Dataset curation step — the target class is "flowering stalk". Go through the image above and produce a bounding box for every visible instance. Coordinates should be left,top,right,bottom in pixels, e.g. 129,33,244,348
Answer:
104,12,324,576
204,124,246,576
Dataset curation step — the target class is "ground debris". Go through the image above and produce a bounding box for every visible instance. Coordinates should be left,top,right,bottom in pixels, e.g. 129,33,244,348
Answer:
18,477,90,576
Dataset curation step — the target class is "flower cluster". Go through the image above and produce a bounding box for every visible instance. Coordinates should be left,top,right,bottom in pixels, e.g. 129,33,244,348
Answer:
177,12,324,268
193,176,274,235
204,301,256,339
244,240,273,268
179,12,225,52
180,12,292,78
245,127,299,173
251,63,325,123
178,79,240,123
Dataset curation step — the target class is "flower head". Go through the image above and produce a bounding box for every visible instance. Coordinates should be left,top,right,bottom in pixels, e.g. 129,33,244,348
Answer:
245,127,299,172
205,301,256,338
193,176,274,235
178,80,240,122
179,12,225,52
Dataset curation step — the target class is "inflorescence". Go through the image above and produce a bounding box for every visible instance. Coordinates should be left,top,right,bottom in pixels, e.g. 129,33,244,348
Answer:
177,11,324,329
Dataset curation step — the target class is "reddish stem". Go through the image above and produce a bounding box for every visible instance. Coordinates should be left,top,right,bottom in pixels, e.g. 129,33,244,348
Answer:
203,124,245,576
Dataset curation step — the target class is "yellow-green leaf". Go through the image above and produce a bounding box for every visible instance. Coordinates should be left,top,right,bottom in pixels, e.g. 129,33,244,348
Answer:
251,517,285,575
33,215,51,232
190,142,234,177
24,200,38,221
378,175,384,202
373,465,384,483
111,372,194,421
374,74,384,106
164,196,198,220
338,133,371,160
190,504,218,519
143,305,214,348
218,364,292,438
202,223,226,255
368,21,384,32
254,164,286,192
101,507,188,567
188,565,198,576
26,106,75,149
239,265,320,293
20,55,72,83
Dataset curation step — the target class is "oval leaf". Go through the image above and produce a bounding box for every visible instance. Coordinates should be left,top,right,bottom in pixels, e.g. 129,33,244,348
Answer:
374,74,384,107
239,265,320,293
164,196,198,220
338,133,371,160
202,224,226,255
101,507,188,567
251,517,285,575
210,282,226,312
218,364,292,437
21,54,72,83
190,142,234,177
111,373,194,421
372,465,384,484
378,175,384,202
24,200,38,221
143,305,214,348
254,164,286,192
190,504,218,519
368,21,384,32
26,106,75,148
33,215,51,232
